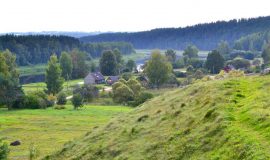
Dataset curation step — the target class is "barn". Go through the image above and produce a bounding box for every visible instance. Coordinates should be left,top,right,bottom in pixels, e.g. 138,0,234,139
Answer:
84,72,105,85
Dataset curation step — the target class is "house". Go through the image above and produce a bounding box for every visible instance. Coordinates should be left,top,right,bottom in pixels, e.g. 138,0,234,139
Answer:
106,76,119,85
84,72,105,85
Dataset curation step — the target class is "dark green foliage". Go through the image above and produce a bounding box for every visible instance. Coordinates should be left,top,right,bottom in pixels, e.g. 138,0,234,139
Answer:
72,94,84,109
165,49,176,62
99,50,118,76
57,92,67,105
205,50,225,74
0,50,23,109
73,85,99,102
0,35,135,66
71,49,89,79
126,60,136,72
60,52,73,80
234,30,270,51
173,71,187,78
226,58,251,69
80,16,270,50
0,140,9,160
45,55,64,95
80,42,135,58
262,44,270,65
187,58,204,69
132,92,154,107
22,94,47,109
0,35,80,66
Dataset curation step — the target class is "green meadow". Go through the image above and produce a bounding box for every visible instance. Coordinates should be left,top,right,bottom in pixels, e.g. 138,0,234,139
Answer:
0,105,132,160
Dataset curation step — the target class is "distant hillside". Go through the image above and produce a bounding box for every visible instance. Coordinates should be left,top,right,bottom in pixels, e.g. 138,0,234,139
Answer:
80,16,270,50
234,30,270,51
0,35,135,66
46,75,270,159
0,31,103,38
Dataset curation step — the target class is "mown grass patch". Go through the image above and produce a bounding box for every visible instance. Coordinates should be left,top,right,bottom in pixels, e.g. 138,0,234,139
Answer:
0,105,131,160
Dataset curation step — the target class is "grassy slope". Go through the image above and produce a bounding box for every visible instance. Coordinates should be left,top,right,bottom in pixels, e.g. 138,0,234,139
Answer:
0,105,131,160
47,75,270,160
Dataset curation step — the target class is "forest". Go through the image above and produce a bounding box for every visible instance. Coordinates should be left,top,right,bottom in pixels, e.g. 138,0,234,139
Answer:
80,16,270,50
0,35,135,66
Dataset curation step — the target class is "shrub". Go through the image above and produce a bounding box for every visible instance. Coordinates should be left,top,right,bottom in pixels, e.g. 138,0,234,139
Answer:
113,84,134,104
193,69,204,79
57,92,67,105
54,105,66,110
23,94,47,109
173,71,187,78
72,94,84,109
73,85,99,102
0,140,9,160
126,79,142,96
121,72,133,81
47,94,56,107
131,92,154,107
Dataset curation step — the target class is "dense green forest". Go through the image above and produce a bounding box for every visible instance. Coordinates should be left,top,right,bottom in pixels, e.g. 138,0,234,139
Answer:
80,16,270,50
0,35,135,66
234,30,270,51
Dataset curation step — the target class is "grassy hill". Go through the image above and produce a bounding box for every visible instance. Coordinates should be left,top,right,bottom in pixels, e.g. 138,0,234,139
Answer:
46,75,270,160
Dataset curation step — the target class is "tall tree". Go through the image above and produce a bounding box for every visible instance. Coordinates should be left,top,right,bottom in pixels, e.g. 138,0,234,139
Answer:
183,45,199,59
0,50,23,109
113,48,123,74
145,50,172,88
60,52,73,80
217,41,230,55
262,43,270,65
99,50,117,76
205,50,225,74
126,59,136,72
45,54,64,95
165,49,177,63
71,49,89,79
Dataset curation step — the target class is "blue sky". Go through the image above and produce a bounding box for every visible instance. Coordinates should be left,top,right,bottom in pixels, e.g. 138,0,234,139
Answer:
0,0,269,33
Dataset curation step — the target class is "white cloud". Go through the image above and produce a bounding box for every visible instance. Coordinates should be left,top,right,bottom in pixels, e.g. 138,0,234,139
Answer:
0,0,269,33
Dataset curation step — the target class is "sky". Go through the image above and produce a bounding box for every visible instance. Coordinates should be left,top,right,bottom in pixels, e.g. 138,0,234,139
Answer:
0,0,269,33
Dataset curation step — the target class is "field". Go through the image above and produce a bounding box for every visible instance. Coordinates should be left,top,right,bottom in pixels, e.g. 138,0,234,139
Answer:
0,105,132,160
22,79,84,94
48,75,270,159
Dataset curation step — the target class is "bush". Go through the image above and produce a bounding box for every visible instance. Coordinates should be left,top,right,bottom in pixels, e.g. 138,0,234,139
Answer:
173,71,187,78
72,94,84,109
73,85,99,102
131,92,154,107
0,140,9,160
193,69,204,79
23,95,47,109
47,94,56,107
226,58,250,69
121,72,133,81
113,84,134,104
54,105,66,110
57,92,67,105
126,79,142,96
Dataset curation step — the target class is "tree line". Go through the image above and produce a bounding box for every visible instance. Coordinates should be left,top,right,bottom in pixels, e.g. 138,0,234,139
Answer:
0,35,135,66
80,16,270,50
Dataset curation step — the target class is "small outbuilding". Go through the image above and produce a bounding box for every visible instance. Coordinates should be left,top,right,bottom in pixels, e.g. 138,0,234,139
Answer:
84,72,105,85
106,76,119,85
